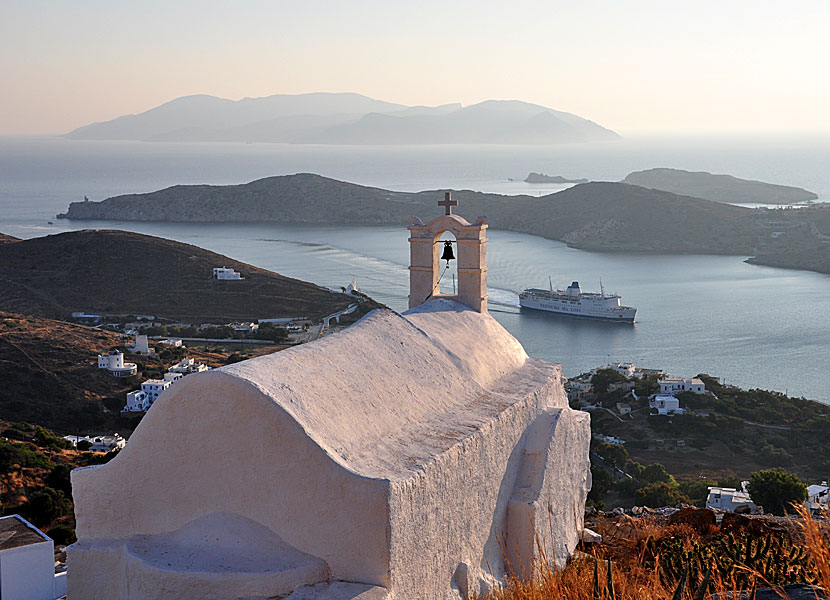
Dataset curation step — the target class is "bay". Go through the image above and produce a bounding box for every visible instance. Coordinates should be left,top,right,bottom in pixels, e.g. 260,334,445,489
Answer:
1,136,829,403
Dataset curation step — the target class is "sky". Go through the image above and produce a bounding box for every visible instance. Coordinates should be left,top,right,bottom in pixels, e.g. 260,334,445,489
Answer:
2,0,829,136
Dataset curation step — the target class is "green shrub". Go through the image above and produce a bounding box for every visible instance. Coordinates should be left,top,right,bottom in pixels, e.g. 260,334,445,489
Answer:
47,525,76,546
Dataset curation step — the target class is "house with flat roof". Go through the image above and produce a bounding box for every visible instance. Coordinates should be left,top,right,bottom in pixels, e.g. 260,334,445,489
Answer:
649,394,683,415
706,486,757,513
659,377,705,395
0,514,65,599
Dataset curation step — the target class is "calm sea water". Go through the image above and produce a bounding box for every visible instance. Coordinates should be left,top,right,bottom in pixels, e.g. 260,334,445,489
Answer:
2,135,830,403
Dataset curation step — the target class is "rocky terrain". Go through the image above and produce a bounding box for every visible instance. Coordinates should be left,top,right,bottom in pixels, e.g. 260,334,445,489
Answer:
624,168,818,204
0,229,352,323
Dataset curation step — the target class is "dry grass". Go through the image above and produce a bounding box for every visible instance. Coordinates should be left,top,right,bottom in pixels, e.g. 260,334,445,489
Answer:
476,506,829,600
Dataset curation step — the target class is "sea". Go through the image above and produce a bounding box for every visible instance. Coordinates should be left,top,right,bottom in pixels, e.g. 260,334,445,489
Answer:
2,134,830,403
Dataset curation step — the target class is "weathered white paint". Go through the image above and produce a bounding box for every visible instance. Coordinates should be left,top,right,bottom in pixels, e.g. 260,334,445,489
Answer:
70,299,591,599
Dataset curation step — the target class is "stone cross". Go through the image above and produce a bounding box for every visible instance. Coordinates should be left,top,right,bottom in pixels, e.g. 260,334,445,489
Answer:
438,192,457,216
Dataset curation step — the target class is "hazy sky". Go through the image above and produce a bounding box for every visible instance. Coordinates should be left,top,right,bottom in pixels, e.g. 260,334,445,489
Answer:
2,0,829,135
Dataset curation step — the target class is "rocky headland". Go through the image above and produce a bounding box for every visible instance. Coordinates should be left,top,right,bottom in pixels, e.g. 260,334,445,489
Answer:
623,167,818,205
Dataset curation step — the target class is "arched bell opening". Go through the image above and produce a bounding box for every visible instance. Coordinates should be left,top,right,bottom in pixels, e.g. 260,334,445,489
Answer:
408,212,488,313
436,230,459,296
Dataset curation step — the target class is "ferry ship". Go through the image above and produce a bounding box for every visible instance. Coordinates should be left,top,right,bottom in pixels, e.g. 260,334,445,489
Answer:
519,281,637,323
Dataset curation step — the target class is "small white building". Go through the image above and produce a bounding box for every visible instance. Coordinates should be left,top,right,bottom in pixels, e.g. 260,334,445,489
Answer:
593,433,625,445
633,367,667,380
169,358,209,375
806,483,829,515
0,514,65,600
90,434,127,453
128,334,151,355
650,394,682,415
599,362,636,378
706,485,757,512
140,379,172,404
63,435,96,448
659,377,705,395
213,267,243,280
616,402,632,415
97,350,137,377
125,390,150,412
161,338,183,347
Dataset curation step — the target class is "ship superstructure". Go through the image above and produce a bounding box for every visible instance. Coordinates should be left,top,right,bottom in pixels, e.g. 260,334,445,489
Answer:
519,281,636,323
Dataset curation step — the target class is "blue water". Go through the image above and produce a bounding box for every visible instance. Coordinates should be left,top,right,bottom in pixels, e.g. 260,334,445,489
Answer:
2,135,830,402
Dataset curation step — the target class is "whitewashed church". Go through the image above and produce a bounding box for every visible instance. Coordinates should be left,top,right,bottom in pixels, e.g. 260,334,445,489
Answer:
69,195,592,600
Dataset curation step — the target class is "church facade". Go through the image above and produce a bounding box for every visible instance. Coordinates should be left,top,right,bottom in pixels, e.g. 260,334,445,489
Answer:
68,199,592,600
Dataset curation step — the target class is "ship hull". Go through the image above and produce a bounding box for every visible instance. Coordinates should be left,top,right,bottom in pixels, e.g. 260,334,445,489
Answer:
519,297,636,323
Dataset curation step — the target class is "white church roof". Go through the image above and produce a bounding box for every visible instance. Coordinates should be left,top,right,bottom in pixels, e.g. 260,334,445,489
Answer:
220,299,545,479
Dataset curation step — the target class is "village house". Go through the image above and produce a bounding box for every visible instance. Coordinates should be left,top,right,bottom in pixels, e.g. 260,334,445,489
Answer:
598,362,636,378
659,377,705,394
128,334,151,355
168,357,209,375
806,482,829,515
0,514,66,600
96,350,137,377
69,200,592,600
89,434,126,454
160,338,183,347
633,367,667,380
616,402,632,415
649,394,683,415
62,435,96,448
213,266,243,280
706,484,757,513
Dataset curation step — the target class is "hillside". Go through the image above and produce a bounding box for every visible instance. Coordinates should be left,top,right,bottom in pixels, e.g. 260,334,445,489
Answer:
59,174,758,256
0,312,239,433
0,233,20,244
624,168,818,204
0,230,352,322
64,93,619,144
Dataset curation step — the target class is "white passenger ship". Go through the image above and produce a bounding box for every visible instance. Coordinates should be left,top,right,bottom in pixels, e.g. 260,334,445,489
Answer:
519,281,637,323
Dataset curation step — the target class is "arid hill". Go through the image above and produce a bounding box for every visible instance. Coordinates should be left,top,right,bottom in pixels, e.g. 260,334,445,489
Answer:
0,230,352,322
0,233,20,244
0,312,236,433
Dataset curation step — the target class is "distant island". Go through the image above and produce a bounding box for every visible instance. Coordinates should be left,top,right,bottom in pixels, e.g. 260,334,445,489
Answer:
57,173,830,276
65,93,620,145
524,172,589,184
623,168,818,205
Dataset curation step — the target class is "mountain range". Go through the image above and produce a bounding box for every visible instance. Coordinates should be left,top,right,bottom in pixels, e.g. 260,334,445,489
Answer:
65,93,619,144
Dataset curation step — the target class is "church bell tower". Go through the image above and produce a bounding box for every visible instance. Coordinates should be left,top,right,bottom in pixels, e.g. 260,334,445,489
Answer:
408,192,488,313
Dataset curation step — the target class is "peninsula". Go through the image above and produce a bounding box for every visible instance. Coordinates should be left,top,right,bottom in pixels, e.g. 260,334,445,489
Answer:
58,174,830,275
524,172,589,184
623,168,818,205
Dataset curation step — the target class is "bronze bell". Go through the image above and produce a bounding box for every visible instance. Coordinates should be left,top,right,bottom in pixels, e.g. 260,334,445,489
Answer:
440,240,455,265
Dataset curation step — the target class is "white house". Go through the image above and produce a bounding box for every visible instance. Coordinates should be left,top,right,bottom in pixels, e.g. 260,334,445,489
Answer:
213,267,243,280
0,514,65,600
96,350,137,377
90,434,127,453
169,357,209,375
650,394,682,415
128,334,151,355
62,435,96,448
599,362,636,378
706,485,757,512
806,483,829,515
124,390,150,412
160,338,183,347
123,378,175,413
659,377,705,394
